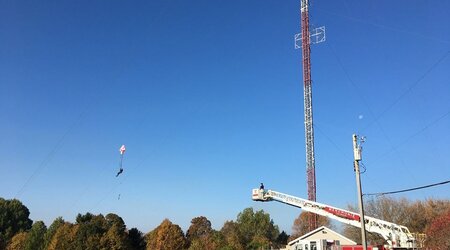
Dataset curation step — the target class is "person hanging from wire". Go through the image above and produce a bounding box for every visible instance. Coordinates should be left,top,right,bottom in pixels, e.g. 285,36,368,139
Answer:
116,145,126,177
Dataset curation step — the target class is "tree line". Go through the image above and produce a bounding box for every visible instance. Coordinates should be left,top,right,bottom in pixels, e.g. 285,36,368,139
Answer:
0,198,288,250
342,196,450,249
1,196,449,250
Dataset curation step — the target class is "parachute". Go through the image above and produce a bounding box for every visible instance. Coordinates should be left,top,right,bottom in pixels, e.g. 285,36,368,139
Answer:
116,145,126,177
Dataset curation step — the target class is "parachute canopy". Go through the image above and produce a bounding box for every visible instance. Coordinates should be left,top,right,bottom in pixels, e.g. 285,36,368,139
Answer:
119,145,126,155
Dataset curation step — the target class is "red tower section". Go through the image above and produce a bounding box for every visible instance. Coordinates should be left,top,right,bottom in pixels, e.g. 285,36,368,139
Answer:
300,0,318,231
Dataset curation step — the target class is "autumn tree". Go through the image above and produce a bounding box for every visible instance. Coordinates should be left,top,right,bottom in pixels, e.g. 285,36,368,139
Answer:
0,198,33,248
24,220,47,250
6,232,28,250
47,222,79,250
186,216,228,249
186,216,226,249
343,197,450,245
43,217,65,249
220,220,244,250
343,197,401,245
290,211,332,240
145,219,188,250
425,209,450,250
186,216,213,243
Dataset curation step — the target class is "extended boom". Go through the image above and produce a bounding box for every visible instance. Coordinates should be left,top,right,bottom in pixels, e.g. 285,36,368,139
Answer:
252,188,420,249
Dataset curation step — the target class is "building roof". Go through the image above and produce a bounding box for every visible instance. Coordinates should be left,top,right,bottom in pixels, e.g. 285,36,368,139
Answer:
288,226,357,246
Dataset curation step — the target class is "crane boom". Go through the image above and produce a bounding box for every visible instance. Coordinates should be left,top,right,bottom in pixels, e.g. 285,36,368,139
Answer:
252,188,419,249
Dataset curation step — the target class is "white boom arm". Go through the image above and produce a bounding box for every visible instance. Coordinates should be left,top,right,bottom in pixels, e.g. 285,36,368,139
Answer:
252,188,417,249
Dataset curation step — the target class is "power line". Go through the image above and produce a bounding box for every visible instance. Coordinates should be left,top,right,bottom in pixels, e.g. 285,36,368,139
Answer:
326,41,423,184
371,109,450,164
363,50,450,131
364,179,450,196
315,7,450,45
15,108,89,198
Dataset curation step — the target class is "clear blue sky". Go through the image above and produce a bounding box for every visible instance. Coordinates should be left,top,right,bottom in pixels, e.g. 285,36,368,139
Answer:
1,0,449,234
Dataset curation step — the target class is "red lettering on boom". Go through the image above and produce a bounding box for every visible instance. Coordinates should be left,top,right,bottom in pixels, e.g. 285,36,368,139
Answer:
324,207,360,221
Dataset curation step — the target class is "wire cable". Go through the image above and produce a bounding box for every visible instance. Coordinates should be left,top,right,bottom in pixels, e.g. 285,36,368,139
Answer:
371,109,450,164
315,7,450,45
364,179,450,196
363,50,450,131
14,107,90,198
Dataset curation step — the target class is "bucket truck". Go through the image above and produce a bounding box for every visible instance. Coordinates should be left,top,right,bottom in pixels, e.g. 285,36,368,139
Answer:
252,188,422,249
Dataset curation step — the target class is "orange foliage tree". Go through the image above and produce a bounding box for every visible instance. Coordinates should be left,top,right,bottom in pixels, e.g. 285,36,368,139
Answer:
425,209,450,250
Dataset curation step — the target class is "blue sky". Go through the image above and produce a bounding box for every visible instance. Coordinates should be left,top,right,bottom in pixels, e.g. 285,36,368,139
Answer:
1,0,449,234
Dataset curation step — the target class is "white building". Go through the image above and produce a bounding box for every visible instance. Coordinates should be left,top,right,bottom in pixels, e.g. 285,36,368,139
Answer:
286,226,357,250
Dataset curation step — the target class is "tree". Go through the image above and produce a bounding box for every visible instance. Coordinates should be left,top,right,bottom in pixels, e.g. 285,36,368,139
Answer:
128,228,146,250
276,231,289,246
105,213,126,232
235,207,280,249
47,222,78,250
186,216,226,250
343,199,395,245
186,216,213,243
220,220,243,250
74,213,108,249
24,220,47,250
343,197,450,245
98,213,131,249
43,217,65,250
290,211,331,240
6,232,28,250
100,223,131,250
145,219,188,250
425,209,450,250
0,198,33,248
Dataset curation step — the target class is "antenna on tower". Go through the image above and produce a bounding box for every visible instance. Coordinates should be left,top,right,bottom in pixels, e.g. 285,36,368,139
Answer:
295,26,326,49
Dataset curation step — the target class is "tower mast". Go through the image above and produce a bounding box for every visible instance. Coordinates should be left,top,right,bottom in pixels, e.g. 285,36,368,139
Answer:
300,0,318,230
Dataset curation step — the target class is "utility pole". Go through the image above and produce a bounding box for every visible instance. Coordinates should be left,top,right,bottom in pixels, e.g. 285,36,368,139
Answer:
353,134,367,250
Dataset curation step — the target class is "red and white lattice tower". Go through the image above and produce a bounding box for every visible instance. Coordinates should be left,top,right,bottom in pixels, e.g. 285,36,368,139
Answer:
301,0,318,231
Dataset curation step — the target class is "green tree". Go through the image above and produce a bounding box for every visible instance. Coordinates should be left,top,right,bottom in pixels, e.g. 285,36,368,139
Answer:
276,231,289,246
105,213,126,232
24,220,47,250
74,213,108,249
43,217,65,249
0,198,33,248
145,219,187,250
128,228,146,250
98,213,131,249
236,207,280,249
6,232,28,250
290,211,332,240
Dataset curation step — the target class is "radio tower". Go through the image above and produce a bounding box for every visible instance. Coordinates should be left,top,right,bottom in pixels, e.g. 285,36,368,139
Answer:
301,0,317,231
